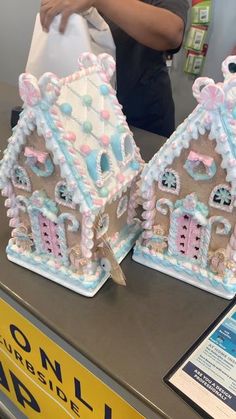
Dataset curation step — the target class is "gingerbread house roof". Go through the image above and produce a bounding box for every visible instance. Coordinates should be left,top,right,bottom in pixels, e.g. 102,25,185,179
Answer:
0,53,143,213
142,56,236,196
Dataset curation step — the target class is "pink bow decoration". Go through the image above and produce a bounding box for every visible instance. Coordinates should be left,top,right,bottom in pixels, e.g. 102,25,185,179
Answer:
188,151,213,168
24,147,48,164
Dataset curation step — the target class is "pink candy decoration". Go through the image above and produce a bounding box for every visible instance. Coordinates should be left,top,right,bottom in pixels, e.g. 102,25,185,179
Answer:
117,173,125,183
46,131,52,138
100,135,110,146
9,218,19,228
63,132,76,142
80,144,91,155
19,75,41,107
93,199,104,206
100,110,110,120
100,73,108,82
200,84,225,110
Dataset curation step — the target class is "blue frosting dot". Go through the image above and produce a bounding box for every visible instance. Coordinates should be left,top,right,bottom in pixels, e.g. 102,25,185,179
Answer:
130,161,140,171
60,102,73,116
82,121,93,134
100,187,109,197
100,84,110,96
82,95,93,107
232,106,236,119
117,124,126,133
40,102,49,111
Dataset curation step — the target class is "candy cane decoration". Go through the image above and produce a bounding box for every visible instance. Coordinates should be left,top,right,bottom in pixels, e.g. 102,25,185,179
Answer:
208,216,231,235
156,198,174,216
58,213,80,232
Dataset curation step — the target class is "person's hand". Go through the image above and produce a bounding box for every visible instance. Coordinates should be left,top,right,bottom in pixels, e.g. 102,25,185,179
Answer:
40,0,96,33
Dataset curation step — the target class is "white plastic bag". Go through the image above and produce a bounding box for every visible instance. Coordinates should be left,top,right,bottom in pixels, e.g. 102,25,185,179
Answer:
26,8,116,79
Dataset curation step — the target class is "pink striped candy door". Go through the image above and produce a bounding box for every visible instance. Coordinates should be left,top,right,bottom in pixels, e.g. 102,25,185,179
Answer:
39,213,63,258
176,213,203,262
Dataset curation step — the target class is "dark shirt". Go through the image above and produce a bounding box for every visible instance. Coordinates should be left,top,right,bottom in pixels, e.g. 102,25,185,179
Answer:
108,0,189,137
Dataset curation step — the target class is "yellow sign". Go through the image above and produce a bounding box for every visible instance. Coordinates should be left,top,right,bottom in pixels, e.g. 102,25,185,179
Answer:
0,298,144,418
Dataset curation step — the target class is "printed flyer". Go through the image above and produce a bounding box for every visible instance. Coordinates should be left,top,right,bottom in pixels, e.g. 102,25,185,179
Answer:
165,302,236,419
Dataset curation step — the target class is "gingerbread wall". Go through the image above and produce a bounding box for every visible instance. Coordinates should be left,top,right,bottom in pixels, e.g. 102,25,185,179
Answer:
12,130,82,252
11,130,134,259
153,133,235,252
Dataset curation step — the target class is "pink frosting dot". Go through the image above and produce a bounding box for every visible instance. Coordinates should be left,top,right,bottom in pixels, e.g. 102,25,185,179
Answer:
80,144,91,155
100,110,110,120
64,131,76,142
100,135,110,146
117,173,125,183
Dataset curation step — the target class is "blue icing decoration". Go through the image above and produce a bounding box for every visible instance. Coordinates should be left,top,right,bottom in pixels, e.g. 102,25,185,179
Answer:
40,102,50,111
184,158,217,181
111,134,123,161
82,121,93,134
100,84,109,96
100,187,109,197
85,149,100,182
26,155,54,177
42,110,94,209
82,95,93,107
133,244,236,295
117,124,126,134
60,103,73,116
232,106,236,120
130,161,140,171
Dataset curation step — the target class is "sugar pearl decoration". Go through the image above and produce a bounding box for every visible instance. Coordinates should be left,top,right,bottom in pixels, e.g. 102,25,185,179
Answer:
130,161,140,171
64,131,76,142
117,173,125,183
100,135,110,146
82,95,93,107
100,84,110,96
117,124,126,133
100,110,110,121
100,187,109,197
60,102,73,116
82,121,93,134
80,144,91,155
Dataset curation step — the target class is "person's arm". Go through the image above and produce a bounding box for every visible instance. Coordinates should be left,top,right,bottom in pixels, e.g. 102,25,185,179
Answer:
40,0,185,50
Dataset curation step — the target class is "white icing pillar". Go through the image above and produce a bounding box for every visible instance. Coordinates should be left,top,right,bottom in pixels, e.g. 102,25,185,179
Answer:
81,212,95,261
127,180,139,225
2,183,19,228
141,184,156,239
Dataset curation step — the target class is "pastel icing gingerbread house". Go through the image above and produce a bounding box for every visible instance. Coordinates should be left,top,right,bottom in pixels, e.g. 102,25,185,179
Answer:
133,56,236,299
0,53,143,297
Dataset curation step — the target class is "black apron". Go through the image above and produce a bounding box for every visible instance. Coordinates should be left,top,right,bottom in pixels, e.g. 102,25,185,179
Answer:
108,0,189,137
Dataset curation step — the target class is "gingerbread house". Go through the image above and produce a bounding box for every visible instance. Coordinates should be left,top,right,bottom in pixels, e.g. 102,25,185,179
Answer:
133,56,236,299
0,53,143,297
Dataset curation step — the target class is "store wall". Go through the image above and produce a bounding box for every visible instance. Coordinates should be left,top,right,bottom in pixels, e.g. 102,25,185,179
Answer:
171,0,236,126
0,0,40,85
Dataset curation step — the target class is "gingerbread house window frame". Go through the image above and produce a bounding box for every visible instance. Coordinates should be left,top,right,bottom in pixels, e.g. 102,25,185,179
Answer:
209,184,234,213
55,181,76,209
158,169,180,195
11,165,31,192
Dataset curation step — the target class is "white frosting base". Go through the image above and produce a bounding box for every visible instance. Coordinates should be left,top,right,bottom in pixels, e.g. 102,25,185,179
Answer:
132,253,235,299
